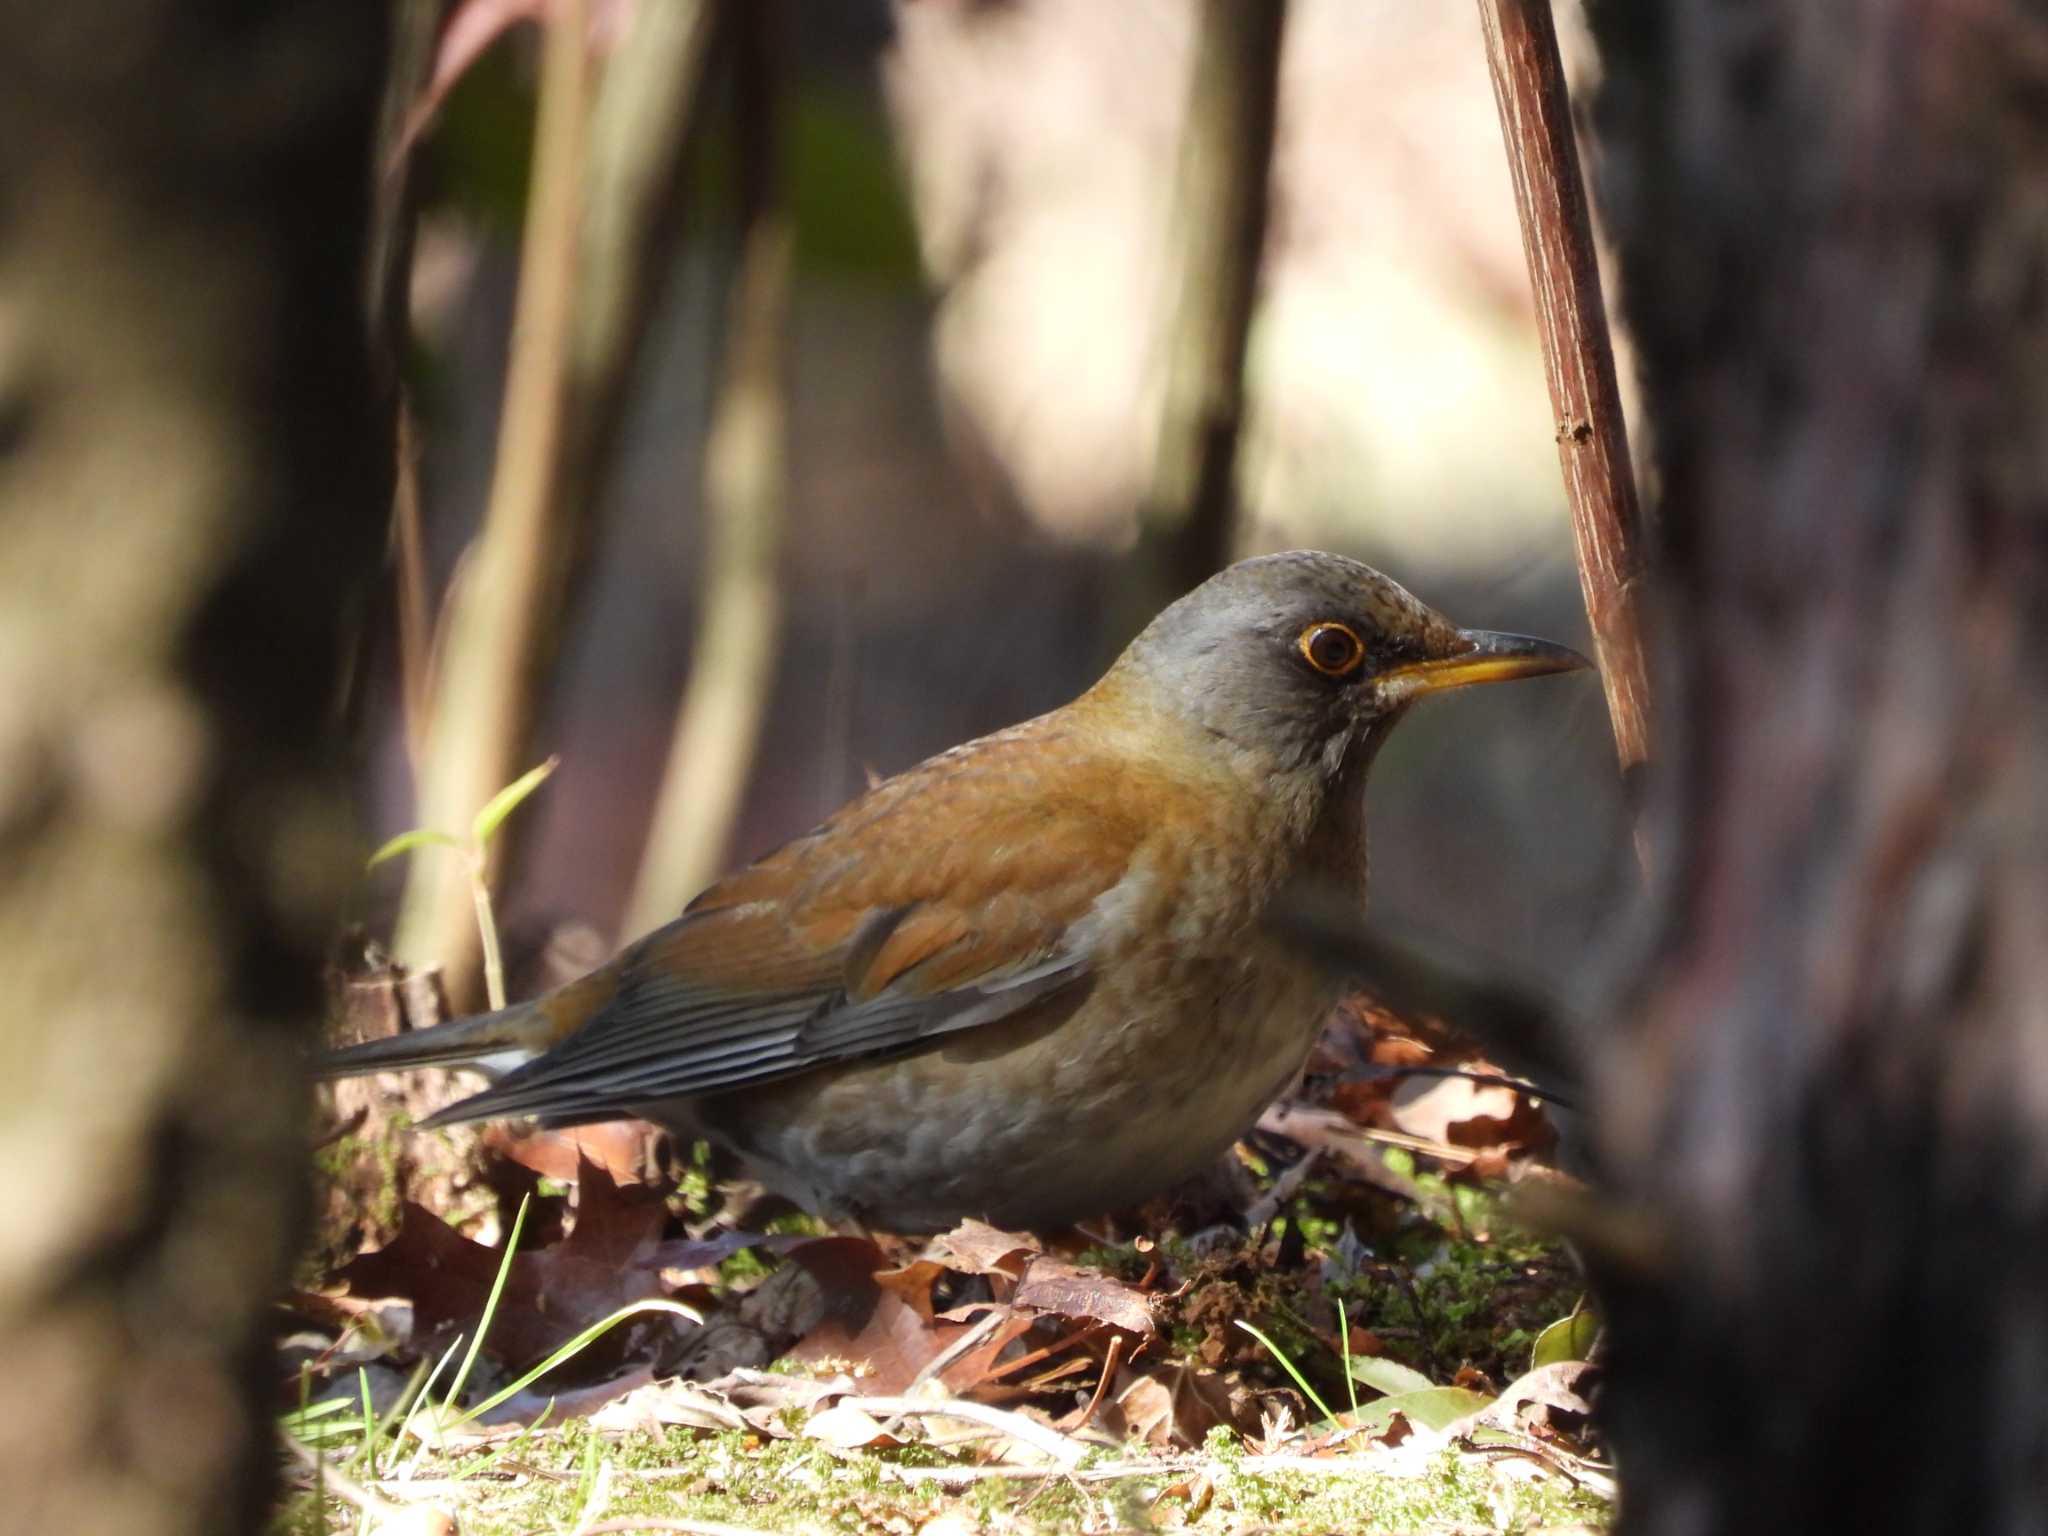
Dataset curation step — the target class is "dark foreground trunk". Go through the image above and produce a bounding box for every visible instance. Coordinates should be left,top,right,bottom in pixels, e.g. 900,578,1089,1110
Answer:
1586,5,2048,1530
0,6,386,1532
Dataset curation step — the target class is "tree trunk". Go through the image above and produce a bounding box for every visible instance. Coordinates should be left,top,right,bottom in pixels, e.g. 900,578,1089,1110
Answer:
1585,3,2048,1529
0,6,387,1533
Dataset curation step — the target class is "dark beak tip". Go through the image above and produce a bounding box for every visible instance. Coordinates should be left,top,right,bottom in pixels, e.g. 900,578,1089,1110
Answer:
1457,628,1595,675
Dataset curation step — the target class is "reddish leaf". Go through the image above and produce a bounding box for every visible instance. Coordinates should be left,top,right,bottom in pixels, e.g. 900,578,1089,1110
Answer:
335,1157,711,1375
484,1119,662,1187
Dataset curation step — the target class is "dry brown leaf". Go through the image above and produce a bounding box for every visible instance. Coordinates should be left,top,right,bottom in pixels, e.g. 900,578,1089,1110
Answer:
1106,1361,1262,1450
1390,1073,1548,1150
926,1220,1037,1278
873,1258,948,1323
483,1119,663,1187
803,1402,906,1451
334,1158,717,1373
1448,1360,1598,1442
780,1238,977,1394
1014,1256,1156,1337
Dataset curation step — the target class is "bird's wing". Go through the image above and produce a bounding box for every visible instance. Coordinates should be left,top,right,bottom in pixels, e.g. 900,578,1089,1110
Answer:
432,721,1148,1127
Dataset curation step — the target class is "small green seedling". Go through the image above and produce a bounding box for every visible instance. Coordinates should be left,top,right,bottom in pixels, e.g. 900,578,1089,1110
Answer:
369,756,559,1010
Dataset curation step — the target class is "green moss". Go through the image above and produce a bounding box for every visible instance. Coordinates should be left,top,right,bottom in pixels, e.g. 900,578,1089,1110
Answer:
275,1413,1610,1535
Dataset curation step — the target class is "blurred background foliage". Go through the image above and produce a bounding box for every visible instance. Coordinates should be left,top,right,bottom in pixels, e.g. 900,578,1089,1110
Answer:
368,0,1631,1017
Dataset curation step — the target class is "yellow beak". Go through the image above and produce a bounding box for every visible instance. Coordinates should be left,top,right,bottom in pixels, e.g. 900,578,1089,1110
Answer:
1377,628,1591,702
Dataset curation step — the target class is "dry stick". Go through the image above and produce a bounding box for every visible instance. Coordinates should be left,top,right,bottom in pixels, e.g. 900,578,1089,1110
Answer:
1476,0,1654,852
624,2,791,934
393,403,436,772
395,0,592,1006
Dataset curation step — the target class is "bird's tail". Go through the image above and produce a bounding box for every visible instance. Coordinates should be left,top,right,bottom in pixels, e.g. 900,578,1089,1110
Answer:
319,997,556,1080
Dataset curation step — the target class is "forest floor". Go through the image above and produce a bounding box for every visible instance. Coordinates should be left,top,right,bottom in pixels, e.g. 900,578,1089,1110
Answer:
276,992,1609,1536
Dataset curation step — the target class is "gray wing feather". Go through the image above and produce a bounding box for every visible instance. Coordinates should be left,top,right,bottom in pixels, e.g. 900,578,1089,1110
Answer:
425,945,1092,1129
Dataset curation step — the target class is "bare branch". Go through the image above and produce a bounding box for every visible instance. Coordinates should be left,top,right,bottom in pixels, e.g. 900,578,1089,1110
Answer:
1475,0,1653,838
396,1,716,1005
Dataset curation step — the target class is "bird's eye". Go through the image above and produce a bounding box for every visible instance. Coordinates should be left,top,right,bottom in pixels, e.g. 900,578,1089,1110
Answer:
1297,621,1367,678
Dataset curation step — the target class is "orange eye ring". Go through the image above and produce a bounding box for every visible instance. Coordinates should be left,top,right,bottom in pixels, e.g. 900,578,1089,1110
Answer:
1298,621,1367,678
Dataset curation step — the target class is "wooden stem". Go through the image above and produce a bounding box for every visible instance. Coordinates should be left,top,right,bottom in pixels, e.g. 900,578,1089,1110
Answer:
394,0,591,1007
1476,0,1654,821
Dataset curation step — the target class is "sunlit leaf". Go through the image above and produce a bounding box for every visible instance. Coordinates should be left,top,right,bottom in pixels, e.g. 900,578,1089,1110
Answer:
472,756,560,846
1531,1309,1600,1369
1348,1355,1435,1397
1351,1385,1493,1437
367,827,463,870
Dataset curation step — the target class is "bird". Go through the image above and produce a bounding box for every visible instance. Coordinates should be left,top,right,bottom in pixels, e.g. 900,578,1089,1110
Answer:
324,551,1588,1233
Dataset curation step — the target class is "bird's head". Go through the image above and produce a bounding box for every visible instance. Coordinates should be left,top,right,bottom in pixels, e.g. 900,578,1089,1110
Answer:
1109,549,1590,780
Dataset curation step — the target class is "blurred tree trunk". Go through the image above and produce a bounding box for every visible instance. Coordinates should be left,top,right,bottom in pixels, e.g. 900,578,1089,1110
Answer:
625,0,792,935
1122,0,1286,638
0,5,386,1534
1585,4,2048,1529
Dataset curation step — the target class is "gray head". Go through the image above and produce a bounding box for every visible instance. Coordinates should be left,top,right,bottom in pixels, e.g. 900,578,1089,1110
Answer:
1111,550,1588,775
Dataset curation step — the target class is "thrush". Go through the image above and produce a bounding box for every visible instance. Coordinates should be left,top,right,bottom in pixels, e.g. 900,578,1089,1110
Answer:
324,551,1587,1232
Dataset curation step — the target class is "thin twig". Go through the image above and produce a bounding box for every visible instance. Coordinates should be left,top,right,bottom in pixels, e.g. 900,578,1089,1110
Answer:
392,404,435,774
1456,1433,1619,1498
902,1305,1009,1394
1475,0,1654,854
1264,889,1585,1096
1069,1331,1128,1435
855,1396,1088,1469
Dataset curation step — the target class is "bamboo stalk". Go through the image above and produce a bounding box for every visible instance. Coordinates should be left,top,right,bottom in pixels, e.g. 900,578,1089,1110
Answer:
394,2,716,1005
624,0,790,935
394,1,592,1007
1475,0,1654,824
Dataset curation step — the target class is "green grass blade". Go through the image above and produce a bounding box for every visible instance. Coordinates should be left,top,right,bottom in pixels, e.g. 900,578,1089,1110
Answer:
280,1395,356,1433
449,1400,555,1485
458,1297,702,1424
355,1368,376,1478
1235,1319,1338,1425
444,1195,531,1412
396,1334,467,1473
1337,1298,1359,1417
